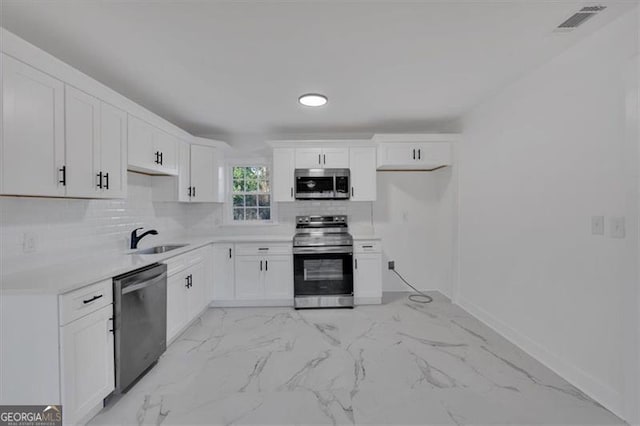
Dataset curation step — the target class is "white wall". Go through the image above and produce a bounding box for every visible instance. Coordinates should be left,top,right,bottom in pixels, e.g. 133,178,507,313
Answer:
0,172,220,276
458,8,639,422
374,169,456,295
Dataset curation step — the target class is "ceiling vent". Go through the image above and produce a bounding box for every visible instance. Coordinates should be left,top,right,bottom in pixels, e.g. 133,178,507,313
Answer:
556,5,606,31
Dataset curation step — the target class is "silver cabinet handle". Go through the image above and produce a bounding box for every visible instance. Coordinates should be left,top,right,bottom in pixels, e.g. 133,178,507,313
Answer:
323,154,326,164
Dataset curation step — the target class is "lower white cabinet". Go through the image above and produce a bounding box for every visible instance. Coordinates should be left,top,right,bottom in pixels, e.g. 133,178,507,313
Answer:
353,240,383,304
60,304,115,425
212,242,293,306
212,244,236,301
165,247,211,343
235,254,293,301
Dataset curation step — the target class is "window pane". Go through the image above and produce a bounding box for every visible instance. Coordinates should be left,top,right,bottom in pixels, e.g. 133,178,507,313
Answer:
245,195,257,206
258,194,270,207
245,167,258,180
259,208,271,220
233,179,244,192
233,167,245,181
259,180,270,192
246,208,258,220
233,208,245,221
245,179,258,192
233,195,244,207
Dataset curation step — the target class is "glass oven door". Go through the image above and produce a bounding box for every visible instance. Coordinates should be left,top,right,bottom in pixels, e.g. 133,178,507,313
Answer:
294,251,353,296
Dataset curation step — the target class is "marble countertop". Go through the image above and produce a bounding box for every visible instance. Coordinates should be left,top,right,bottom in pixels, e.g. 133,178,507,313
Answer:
1,232,381,295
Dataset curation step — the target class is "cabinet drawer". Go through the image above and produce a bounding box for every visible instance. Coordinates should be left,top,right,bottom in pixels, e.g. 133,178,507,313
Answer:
235,243,292,256
59,279,113,326
354,240,381,253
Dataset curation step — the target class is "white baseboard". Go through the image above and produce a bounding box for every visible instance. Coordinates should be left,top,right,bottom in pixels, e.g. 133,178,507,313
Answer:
355,296,382,305
456,296,624,420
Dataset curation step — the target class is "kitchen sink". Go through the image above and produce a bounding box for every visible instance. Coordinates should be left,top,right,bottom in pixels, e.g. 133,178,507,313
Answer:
134,244,187,255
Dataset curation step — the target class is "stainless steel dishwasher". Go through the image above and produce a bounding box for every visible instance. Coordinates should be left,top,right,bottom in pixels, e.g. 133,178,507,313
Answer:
113,263,167,392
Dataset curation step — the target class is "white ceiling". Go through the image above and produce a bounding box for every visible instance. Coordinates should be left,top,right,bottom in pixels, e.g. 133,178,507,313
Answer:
1,1,637,142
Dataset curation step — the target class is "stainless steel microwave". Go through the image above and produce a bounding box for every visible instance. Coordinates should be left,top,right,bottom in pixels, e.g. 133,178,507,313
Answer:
294,168,350,200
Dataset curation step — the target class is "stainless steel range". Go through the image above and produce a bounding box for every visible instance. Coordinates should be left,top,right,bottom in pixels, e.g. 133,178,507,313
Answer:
293,215,354,309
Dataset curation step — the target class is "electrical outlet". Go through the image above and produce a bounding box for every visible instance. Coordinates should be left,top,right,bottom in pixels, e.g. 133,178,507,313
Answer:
388,261,395,270
610,217,626,239
22,232,37,253
591,216,604,235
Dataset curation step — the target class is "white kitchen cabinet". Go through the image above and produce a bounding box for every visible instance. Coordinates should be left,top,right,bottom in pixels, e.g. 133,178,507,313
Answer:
272,148,295,202
212,244,236,301
235,256,264,300
353,240,382,305
153,143,224,203
262,255,294,300
99,101,128,198
349,147,377,201
1,53,65,197
295,147,349,169
65,85,127,198
227,243,293,304
128,115,179,175
376,141,451,170
166,271,189,343
60,304,114,426
165,248,210,343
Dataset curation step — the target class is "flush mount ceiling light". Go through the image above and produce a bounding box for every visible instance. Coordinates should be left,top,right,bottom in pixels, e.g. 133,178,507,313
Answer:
298,93,328,107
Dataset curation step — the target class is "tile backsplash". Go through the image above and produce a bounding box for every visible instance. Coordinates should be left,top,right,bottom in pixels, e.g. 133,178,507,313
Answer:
0,172,221,276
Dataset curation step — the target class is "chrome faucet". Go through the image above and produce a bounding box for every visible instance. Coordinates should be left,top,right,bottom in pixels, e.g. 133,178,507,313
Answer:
130,227,158,250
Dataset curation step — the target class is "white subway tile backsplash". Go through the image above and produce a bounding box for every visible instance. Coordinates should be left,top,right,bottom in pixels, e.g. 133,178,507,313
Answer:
0,172,221,276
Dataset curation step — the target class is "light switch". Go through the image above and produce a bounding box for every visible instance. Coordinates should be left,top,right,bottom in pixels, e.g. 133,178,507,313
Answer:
609,217,626,239
591,216,604,235
22,232,37,253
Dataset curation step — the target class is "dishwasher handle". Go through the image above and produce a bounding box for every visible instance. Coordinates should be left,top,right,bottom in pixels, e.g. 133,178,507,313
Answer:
121,272,167,295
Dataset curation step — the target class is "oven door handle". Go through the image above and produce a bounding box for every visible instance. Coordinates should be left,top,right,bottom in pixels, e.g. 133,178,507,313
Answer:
303,268,307,281
293,247,353,254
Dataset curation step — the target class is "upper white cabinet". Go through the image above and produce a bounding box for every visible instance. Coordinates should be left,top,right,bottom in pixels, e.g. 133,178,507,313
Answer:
374,134,454,170
295,147,349,169
349,147,377,201
153,142,225,203
65,85,127,198
127,115,179,176
1,54,65,197
272,148,295,202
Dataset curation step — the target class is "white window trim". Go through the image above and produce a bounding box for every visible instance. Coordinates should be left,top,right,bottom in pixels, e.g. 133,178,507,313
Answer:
223,159,278,226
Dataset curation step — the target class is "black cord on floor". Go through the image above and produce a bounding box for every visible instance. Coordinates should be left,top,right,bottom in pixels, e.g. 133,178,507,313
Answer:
391,269,433,304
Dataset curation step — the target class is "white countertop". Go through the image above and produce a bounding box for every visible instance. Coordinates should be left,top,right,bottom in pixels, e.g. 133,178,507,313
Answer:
1,232,380,295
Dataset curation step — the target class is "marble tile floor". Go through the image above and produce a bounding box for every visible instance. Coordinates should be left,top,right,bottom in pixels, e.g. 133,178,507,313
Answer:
90,292,625,426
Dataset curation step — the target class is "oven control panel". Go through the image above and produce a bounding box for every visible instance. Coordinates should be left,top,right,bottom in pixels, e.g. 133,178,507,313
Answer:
296,215,348,227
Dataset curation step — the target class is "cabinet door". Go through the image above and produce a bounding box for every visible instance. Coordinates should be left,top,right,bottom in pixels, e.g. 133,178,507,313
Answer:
235,256,263,300
354,254,383,301
65,85,101,198
263,255,293,300
413,142,452,168
166,272,189,342
190,144,216,202
99,102,127,198
212,245,235,300
175,142,191,202
295,147,323,168
186,260,207,318
60,304,114,425
128,116,155,171
154,130,178,173
349,147,376,201
272,148,295,202
377,142,415,167
322,147,349,168
2,54,65,196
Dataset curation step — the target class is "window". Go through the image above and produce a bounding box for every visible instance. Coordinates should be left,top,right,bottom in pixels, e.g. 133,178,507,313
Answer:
232,166,271,222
